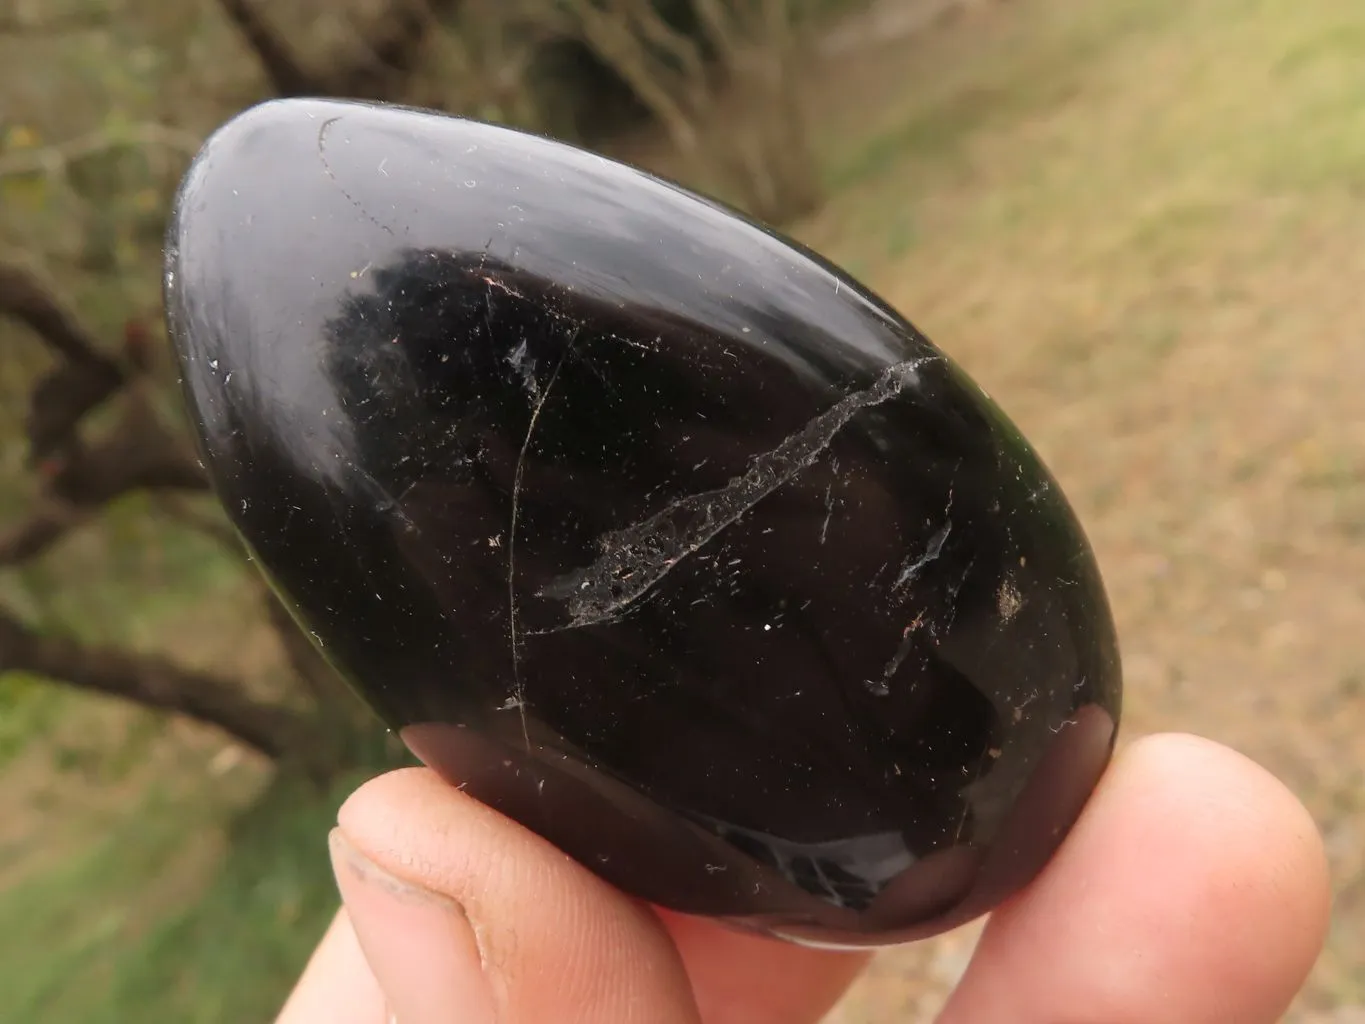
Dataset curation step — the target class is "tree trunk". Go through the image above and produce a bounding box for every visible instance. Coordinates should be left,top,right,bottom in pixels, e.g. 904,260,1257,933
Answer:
0,609,339,780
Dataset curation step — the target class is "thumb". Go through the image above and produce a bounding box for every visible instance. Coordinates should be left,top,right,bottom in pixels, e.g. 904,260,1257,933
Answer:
329,767,702,1024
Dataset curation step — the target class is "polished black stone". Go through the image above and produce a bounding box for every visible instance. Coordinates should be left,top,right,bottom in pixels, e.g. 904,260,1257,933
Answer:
164,97,1122,947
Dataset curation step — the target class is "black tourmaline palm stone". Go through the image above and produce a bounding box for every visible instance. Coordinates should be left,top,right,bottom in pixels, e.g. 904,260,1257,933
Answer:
164,98,1121,947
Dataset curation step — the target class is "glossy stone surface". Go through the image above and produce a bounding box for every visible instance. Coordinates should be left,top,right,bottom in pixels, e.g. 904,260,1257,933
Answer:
164,98,1121,947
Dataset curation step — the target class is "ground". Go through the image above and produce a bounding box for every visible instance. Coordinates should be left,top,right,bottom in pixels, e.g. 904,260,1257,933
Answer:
2,0,1363,1020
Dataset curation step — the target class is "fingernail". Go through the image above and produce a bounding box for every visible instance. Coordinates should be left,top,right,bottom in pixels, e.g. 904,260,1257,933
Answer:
330,828,498,1024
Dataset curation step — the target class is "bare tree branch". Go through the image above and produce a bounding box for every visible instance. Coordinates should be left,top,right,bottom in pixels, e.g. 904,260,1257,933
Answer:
619,0,711,90
152,494,241,553
347,0,460,94
22,361,125,463
0,260,117,365
216,0,462,101
0,397,209,566
555,0,822,222
48,396,208,501
402,0,567,125
692,0,748,64
567,0,707,152
0,606,323,765
0,260,129,460
0,498,83,565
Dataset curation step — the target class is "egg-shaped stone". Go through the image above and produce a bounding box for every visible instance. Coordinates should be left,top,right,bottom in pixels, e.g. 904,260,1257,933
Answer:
164,98,1121,947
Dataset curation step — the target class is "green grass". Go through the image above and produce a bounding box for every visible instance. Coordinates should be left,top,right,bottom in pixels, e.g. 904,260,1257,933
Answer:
98,771,371,1024
0,766,376,1024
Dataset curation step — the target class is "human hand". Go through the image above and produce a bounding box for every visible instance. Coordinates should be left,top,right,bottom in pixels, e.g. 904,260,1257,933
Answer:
276,733,1330,1024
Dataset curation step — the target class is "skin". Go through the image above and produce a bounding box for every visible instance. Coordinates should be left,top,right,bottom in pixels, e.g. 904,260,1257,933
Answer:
276,733,1332,1024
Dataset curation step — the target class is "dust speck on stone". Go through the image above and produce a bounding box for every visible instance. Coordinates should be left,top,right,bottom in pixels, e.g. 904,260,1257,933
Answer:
997,577,1023,621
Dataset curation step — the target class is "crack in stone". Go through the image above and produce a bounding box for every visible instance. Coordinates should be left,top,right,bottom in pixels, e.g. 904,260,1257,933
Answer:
508,330,577,752
539,358,930,626
819,456,840,544
866,609,927,696
316,116,395,237
892,519,951,592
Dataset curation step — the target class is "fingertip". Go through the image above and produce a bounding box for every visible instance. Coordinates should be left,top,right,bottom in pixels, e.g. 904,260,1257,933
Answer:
335,766,442,840
330,827,498,1024
942,732,1331,1023
1114,732,1332,944
1120,732,1332,970
334,766,700,1024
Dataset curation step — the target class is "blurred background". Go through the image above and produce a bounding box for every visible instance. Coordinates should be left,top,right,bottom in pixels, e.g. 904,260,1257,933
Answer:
0,0,1361,1020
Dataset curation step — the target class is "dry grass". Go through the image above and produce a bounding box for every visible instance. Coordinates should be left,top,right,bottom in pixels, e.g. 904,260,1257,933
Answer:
804,0,1365,1017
